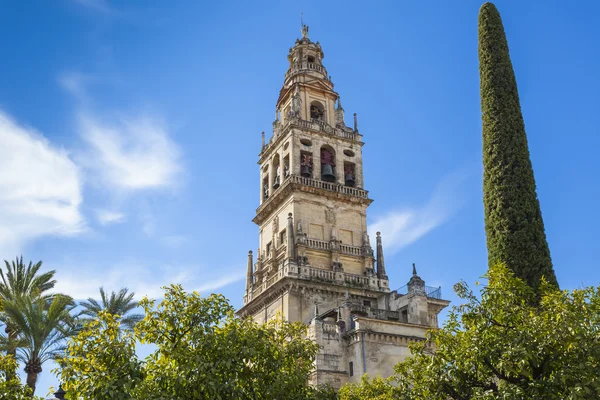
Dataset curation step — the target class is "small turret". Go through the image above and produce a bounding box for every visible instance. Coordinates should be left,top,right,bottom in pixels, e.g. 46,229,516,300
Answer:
407,263,426,296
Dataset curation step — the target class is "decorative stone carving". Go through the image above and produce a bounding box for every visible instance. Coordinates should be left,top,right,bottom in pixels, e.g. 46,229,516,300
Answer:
363,231,370,246
325,207,336,224
297,220,303,234
272,215,279,234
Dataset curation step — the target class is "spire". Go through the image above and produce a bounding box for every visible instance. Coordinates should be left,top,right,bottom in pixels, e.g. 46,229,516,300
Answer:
261,131,265,149
246,251,254,291
286,213,295,260
376,232,387,278
412,262,417,276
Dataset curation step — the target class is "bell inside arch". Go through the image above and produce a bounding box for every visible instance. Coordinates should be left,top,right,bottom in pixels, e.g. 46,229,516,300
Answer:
345,172,355,187
301,164,311,177
321,164,336,182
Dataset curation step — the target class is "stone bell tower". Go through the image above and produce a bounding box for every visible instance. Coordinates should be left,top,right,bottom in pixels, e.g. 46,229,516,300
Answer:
238,24,449,390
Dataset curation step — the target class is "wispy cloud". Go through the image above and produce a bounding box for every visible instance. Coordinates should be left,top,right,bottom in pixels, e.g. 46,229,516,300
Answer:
77,113,182,192
0,110,85,257
53,263,245,300
96,209,125,226
369,168,471,255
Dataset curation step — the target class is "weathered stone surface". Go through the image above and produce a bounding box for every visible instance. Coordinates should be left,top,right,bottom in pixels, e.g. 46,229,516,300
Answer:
238,27,449,390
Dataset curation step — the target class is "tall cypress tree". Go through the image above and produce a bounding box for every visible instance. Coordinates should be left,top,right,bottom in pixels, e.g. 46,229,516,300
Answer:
478,2,558,289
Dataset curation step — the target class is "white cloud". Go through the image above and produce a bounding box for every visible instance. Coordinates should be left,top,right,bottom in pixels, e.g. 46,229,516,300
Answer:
369,168,470,255
0,110,85,257
77,112,182,192
53,263,245,300
96,209,125,226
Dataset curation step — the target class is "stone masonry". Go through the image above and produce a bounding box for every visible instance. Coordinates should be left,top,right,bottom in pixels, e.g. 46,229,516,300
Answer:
237,24,450,390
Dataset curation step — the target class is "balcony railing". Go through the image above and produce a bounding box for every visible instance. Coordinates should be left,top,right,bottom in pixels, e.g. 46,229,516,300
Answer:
289,175,369,199
285,62,327,79
246,263,388,304
262,119,359,157
303,237,365,257
395,284,443,300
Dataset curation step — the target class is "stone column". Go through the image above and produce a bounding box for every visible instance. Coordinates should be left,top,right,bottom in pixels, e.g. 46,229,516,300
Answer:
246,250,254,292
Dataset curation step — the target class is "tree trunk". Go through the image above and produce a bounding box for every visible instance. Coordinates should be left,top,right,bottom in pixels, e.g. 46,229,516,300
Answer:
26,371,38,396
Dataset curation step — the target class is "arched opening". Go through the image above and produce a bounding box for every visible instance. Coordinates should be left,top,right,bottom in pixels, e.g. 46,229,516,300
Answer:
262,175,269,201
320,146,336,183
300,151,313,178
283,154,290,178
272,155,281,190
310,101,325,122
344,162,356,187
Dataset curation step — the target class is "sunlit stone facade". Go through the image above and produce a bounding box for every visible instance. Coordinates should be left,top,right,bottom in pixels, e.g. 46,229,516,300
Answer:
237,25,450,390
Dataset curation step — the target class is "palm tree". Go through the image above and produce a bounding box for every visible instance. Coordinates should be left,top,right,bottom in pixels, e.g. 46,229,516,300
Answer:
80,287,143,330
0,256,56,379
3,293,77,394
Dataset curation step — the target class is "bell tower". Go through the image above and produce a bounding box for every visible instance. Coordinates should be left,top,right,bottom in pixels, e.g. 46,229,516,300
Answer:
239,24,389,324
238,25,449,389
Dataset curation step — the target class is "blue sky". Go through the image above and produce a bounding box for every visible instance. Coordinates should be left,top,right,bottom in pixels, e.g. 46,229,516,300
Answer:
1,0,599,395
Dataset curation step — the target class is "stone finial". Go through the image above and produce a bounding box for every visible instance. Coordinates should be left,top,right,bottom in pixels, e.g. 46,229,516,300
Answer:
314,302,319,318
54,385,66,400
301,24,309,39
287,213,295,260
376,232,387,279
246,250,254,291
353,113,358,132
408,263,426,296
335,97,345,125
261,131,265,149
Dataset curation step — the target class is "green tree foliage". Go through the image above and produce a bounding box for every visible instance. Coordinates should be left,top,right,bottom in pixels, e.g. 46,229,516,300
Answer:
56,311,143,399
479,2,557,290
338,264,600,400
0,256,56,359
80,287,143,331
3,294,78,394
58,284,336,400
0,354,43,400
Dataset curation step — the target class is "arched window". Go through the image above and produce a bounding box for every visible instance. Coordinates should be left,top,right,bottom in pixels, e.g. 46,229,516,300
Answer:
310,101,325,122
300,151,313,178
320,146,336,183
344,162,356,187
272,155,281,189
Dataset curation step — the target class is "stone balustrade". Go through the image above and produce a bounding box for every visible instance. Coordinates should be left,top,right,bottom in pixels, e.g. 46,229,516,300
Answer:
244,263,389,304
285,62,327,79
262,118,359,156
289,175,369,199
